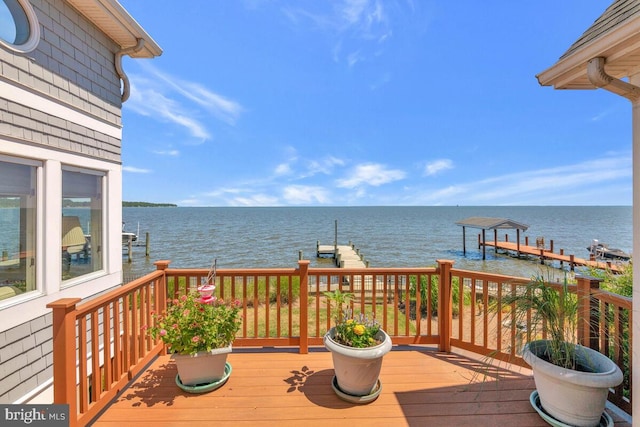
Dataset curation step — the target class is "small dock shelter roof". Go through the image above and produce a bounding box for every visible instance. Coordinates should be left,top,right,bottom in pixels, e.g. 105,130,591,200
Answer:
455,217,529,259
455,217,529,231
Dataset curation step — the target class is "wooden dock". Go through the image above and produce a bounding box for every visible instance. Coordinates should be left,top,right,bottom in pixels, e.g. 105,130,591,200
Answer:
482,240,625,273
317,242,367,268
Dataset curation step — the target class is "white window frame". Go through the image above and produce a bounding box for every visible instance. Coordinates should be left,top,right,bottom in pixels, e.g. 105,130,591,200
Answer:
0,0,40,53
61,165,107,287
0,153,42,308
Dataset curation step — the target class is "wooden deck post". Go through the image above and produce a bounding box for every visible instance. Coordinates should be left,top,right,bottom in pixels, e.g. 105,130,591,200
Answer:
576,275,601,349
298,260,310,354
482,229,486,260
461,226,466,255
47,297,82,427
153,260,170,356
437,260,455,352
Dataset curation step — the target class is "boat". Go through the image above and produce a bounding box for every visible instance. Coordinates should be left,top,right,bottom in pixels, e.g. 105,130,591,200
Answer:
122,222,138,245
587,240,630,261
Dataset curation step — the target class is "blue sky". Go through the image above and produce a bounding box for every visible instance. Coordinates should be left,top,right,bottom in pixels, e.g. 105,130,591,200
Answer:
118,1,632,207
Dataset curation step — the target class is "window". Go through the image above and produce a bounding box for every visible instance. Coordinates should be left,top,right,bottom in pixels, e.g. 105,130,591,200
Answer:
0,158,38,301
62,168,104,281
0,0,39,53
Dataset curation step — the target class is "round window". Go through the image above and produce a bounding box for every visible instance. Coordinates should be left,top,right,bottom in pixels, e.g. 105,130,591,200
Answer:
0,0,39,52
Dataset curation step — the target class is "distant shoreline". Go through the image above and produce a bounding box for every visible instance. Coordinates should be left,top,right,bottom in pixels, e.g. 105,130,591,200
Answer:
123,202,177,207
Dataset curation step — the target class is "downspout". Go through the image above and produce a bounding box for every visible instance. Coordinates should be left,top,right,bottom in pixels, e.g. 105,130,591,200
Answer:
588,56,640,421
587,57,640,102
115,38,145,103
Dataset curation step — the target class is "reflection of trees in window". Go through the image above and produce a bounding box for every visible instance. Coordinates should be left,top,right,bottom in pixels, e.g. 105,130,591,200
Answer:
62,169,104,281
0,159,37,301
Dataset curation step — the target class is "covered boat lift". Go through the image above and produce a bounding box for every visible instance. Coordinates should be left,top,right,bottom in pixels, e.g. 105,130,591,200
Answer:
455,217,530,260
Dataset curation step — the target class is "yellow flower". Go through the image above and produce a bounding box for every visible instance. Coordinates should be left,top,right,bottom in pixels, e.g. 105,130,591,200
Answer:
353,324,365,335
346,319,354,324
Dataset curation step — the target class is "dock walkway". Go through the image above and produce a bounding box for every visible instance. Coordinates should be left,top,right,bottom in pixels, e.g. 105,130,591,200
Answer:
483,240,624,273
317,242,367,268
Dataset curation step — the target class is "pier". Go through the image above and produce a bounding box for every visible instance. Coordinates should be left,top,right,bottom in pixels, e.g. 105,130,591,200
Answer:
317,241,368,268
317,219,367,268
481,236,625,273
456,216,626,273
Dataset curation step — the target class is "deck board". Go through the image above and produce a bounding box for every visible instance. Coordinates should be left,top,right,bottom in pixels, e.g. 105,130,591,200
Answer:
91,347,631,426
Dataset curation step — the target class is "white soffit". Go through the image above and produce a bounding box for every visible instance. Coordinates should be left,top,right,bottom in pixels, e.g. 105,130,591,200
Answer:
65,0,162,58
537,10,640,89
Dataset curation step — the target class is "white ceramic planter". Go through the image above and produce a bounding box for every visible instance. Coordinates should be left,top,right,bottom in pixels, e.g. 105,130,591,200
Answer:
173,345,232,386
324,327,392,396
523,340,623,427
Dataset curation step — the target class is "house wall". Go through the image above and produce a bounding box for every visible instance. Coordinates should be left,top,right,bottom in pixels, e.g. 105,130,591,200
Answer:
0,0,127,403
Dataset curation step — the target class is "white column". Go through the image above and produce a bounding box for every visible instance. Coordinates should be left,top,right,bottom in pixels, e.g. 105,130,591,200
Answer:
630,72,640,421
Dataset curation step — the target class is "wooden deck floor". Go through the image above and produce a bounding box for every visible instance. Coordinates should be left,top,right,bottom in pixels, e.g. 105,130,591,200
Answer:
91,347,631,427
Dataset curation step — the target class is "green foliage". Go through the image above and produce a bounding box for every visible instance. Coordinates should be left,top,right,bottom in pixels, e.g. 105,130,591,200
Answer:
324,289,382,348
588,262,632,297
588,262,632,397
147,291,242,355
494,275,580,370
268,276,301,305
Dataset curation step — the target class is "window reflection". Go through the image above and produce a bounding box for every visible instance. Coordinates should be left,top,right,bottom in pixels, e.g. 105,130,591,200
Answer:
0,159,37,301
62,169,103,281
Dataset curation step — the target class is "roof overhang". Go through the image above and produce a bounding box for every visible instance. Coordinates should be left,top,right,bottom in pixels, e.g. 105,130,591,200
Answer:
455,217,529,231
65,0,162,58
537,7,640,89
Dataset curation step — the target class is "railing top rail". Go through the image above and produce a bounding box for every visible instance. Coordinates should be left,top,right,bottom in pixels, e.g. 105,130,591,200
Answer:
70,270,165,316
308,267,438,275
592,288,633,310
165,267,298,275
449,267,530,282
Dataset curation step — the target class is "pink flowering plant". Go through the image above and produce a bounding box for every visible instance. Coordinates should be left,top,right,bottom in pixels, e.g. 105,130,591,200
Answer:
147,290,242,355
324,289,382,348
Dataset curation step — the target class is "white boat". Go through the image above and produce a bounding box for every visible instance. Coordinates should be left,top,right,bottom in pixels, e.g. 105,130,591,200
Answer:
122,222,138,245
587,239,630,261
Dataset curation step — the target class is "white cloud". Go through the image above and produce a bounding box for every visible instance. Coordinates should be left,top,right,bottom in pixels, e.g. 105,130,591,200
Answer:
303,156,345,178
230,194,280,206
283,185,330,204
282,0,393,67
123,166,151,173
424,159,453,176
275,163,293,175
414,153,631,205
336,163,405,188
126,63,245,142
128,79,211,141
153,149,180,156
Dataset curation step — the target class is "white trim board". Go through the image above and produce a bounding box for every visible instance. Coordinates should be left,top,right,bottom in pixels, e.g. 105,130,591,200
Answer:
0,79,122,139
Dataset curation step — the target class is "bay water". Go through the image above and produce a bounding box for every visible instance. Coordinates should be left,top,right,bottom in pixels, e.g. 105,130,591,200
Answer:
122,206,631,281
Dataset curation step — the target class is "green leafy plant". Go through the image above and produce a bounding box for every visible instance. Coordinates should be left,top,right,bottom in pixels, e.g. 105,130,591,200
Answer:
147,291,242,355
492,274,580,370
324,289,382,348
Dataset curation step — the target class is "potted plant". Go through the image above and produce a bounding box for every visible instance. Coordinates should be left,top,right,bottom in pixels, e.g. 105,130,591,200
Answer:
493,275,623,427
323,289,392,402
148,284,242,390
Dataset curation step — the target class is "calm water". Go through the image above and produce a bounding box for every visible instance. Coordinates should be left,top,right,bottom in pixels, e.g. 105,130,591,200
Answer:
122,206,632,280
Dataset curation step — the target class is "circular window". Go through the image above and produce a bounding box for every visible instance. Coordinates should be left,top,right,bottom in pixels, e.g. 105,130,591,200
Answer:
0,0,39,53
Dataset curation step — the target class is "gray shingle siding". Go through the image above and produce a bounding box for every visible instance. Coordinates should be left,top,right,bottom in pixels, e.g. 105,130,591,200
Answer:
0,314,52,403
0,98,121,161
0,0,129,403
0,0,123,158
